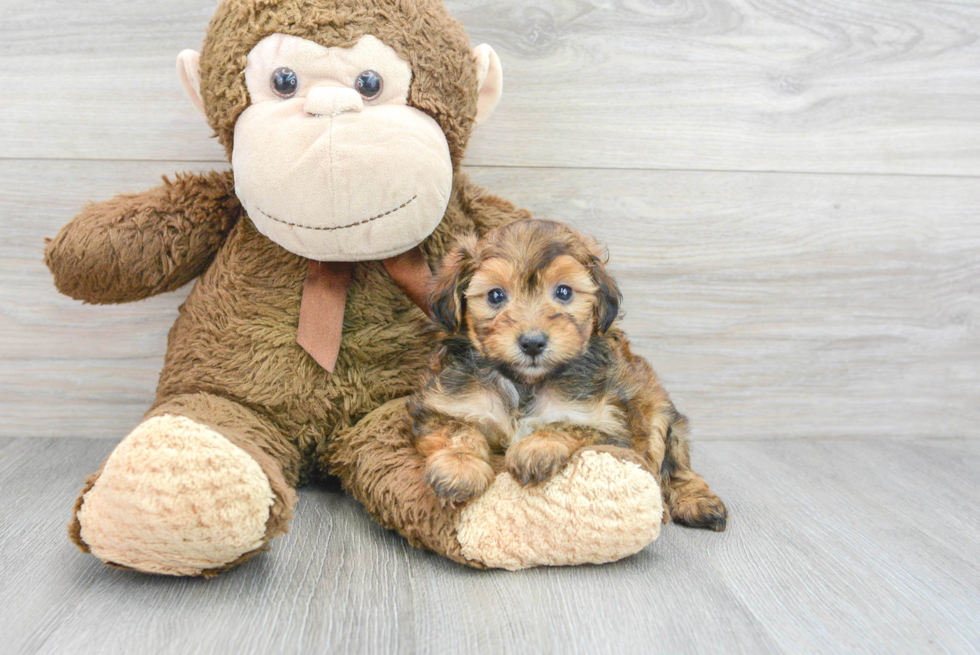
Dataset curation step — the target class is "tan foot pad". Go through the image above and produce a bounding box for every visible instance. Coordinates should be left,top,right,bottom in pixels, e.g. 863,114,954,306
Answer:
77,414,275,575
456,450,662,570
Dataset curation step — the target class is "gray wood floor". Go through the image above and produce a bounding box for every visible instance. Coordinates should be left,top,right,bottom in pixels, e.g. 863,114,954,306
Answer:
2,436,978,655
2,0,979,653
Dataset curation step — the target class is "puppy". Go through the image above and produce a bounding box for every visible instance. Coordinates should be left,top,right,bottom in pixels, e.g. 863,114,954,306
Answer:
409,219,727,531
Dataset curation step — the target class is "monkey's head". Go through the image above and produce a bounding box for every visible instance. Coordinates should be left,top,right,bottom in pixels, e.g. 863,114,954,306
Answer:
176,0,502,262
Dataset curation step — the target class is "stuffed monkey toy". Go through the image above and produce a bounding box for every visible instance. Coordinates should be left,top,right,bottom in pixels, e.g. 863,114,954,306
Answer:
45,0,673,575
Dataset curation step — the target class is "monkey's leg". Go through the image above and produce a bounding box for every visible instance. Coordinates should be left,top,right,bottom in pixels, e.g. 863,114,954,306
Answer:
661,429,728,532
325,399,663,570
69,392,299,576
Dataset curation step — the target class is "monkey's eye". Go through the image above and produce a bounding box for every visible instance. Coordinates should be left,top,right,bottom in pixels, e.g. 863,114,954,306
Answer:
554,285,574,303
487,288,507,307
355,70,383,99
271,68,299,98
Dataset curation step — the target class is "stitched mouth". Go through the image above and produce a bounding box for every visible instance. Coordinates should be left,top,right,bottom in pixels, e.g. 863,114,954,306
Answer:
254,195,418,232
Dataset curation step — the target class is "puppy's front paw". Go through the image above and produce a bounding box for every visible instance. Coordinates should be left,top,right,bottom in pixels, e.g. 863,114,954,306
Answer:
506,433,576,486
425,449,494,505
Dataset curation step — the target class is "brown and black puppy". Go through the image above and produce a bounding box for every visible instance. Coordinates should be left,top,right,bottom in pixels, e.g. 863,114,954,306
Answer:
409,219,728,531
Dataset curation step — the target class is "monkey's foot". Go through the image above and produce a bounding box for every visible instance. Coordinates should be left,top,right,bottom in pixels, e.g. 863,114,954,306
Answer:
73,415,277,576
456,448,662,570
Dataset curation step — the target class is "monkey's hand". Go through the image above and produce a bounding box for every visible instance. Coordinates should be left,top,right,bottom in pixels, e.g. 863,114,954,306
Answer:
44,170,239,304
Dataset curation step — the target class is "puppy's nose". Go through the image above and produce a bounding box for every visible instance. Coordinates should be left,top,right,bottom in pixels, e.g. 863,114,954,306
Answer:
518,332,548,357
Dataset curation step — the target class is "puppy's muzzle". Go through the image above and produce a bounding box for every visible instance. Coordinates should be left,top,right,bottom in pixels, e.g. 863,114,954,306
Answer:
518,331,548,357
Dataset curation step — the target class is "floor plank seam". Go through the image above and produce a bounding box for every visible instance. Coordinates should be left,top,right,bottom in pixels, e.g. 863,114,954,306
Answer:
2,155,980,181
687,538,789,655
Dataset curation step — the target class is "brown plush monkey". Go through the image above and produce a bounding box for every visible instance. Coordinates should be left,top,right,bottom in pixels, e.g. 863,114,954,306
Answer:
45,0,664,575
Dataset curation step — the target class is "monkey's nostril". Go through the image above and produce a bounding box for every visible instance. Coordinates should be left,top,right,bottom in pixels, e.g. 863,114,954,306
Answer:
518,332,548,357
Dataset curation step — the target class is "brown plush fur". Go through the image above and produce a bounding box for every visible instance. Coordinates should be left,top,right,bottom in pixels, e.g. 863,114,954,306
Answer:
324,398,474,567
46,0,531,571
409,221,727,530
45,171,239,304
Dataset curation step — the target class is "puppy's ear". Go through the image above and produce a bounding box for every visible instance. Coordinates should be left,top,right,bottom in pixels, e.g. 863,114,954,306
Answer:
428,235,479,334
587,243,622,335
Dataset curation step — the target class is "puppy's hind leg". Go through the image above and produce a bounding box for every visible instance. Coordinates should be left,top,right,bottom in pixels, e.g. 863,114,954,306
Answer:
661,421,728,532
667,470,728,532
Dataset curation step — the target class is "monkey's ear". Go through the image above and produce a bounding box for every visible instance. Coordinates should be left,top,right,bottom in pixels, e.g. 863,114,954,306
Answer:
590,256,622,335
428,237,479,334
177,50,206,117
472,44,503,127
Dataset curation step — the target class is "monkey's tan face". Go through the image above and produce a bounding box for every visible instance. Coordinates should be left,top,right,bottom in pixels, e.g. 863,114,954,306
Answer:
232,34,454,261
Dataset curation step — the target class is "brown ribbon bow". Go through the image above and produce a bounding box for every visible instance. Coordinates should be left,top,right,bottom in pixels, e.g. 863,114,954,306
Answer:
295,246,433,372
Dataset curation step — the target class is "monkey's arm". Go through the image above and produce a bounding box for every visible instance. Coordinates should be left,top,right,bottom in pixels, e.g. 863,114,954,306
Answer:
44,170,240,304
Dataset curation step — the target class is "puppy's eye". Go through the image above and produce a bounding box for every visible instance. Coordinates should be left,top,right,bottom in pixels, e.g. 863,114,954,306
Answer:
554,285,574,302
355,70,383,99
271,67,299,98
487,288,507,307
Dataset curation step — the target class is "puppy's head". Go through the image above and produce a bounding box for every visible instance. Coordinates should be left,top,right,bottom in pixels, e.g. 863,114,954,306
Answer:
429,220,621,382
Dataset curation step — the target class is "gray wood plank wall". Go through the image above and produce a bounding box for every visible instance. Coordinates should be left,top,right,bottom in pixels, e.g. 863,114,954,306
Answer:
1,0,978,441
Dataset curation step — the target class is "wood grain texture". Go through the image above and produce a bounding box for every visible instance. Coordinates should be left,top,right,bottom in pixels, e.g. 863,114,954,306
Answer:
1,0,979,174
3,160,977,440
1,437,978,654
695,438,980,654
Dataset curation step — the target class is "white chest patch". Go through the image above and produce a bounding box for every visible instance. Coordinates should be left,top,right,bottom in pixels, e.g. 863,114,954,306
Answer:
425,378,629,449
511,391,629,445
423,373,517,444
